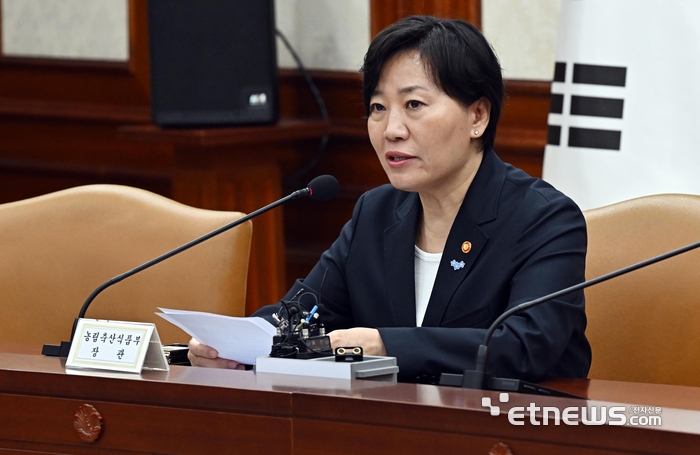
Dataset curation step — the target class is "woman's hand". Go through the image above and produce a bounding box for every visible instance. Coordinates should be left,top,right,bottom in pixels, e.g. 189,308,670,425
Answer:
187,338,246,369
328,328,387,356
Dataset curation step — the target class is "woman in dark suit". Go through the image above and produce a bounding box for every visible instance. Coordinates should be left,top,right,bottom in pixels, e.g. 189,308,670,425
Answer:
189,15,591,383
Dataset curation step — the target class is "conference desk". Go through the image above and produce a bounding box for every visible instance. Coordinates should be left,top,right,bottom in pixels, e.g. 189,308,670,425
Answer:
1,346,699,454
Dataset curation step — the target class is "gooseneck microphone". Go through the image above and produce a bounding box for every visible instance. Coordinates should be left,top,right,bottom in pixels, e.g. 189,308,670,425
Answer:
439,238,700,396
42,175,340,357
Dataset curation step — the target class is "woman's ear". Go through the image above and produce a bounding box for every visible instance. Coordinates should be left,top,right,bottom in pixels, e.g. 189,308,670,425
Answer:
470,97,491,139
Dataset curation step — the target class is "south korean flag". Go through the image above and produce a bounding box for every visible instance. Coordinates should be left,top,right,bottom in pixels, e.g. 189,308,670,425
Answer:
542,0,700,210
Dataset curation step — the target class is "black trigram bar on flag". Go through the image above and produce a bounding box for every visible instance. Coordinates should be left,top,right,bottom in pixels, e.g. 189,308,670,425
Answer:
550,93,564,114
570,95,624,119
547,62,627,150
553,62,566,83
548,125,562,146
568,127,622,150
573,63,627,87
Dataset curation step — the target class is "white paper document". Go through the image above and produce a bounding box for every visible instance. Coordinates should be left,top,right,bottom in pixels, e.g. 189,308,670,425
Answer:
156,308,276,365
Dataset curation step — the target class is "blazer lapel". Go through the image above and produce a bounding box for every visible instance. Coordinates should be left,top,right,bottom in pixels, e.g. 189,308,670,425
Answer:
383,193,421,327
421,149,505,327
420,212,488,326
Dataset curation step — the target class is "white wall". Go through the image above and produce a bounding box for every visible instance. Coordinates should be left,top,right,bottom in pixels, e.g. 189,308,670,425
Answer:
275,0,370,71
1,0,129,61
482,0,561,80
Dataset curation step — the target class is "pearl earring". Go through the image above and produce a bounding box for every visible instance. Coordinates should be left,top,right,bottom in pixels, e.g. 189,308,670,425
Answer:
474,130,480,136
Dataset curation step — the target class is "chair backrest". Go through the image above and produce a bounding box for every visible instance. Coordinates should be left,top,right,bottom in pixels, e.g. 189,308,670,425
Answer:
583,193,700,386
0,184,252,347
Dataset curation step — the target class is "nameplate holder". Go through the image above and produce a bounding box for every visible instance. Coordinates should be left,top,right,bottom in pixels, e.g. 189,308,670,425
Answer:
66,319,169,373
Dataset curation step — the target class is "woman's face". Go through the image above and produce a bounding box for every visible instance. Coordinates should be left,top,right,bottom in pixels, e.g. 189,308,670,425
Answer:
367,50,489,199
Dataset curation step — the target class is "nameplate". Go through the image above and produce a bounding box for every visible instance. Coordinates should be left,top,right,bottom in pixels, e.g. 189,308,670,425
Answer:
66,319,169,373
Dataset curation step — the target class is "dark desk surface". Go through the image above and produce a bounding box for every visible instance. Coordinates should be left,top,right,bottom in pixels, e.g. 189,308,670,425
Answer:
1,347,699,455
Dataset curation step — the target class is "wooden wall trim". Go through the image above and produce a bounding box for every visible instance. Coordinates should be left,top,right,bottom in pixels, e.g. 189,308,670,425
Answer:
127,0,151,90
0,156,170,183
0,97,151,123
498,80,552,153
0,0,149,109
278,68,365,136
0,56,131,72
370,0,482,36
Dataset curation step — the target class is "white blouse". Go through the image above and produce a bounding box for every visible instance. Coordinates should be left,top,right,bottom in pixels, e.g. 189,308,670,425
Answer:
414,245,442,326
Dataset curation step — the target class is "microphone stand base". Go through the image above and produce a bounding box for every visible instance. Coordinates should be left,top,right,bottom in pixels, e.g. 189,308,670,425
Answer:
41,341,72,357
439,373,582,399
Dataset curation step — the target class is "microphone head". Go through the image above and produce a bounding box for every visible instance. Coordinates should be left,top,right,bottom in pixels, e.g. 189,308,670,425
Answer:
307,175,339,201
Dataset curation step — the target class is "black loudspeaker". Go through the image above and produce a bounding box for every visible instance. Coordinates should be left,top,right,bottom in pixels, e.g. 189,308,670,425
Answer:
147,0,278,127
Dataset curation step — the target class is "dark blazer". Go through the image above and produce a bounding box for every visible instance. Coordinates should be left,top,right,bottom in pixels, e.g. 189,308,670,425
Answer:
255,149,591,383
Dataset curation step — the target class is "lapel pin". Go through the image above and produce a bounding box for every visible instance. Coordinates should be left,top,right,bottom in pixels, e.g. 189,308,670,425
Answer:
461,241,472,254
450,259,465,271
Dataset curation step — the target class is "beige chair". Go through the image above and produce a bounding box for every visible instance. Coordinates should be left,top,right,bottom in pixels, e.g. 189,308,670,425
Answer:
583,194,700,386
0,184,252,349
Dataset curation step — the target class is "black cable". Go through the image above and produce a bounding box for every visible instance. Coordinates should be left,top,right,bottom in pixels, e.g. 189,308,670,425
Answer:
275,28,330,186
297,291,319,312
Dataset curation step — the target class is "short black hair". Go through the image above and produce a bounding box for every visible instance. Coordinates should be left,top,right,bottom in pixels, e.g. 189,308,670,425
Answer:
361,16,504,152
